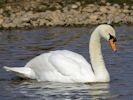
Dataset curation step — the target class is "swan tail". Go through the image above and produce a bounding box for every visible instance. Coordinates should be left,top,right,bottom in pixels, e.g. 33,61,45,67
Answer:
3,66,36,79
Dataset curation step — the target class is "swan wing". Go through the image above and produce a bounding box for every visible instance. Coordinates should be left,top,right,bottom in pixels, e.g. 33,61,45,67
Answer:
49,52,81,76
49,50,95,82
24,50,95,82
55,50,94,75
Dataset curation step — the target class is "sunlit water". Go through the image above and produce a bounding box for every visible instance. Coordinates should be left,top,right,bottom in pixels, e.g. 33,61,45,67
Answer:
0,25,133,100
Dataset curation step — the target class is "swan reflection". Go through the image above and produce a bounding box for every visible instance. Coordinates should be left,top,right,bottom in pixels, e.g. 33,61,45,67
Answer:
10,80,111,100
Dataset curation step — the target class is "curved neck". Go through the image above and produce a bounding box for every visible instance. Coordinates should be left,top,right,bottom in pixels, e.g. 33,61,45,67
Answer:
89,29,110,82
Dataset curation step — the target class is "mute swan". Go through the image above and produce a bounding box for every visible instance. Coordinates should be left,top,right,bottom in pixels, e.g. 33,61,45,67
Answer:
4,24,117,83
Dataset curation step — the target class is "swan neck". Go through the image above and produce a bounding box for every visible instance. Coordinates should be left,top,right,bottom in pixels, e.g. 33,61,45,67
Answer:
89,29,110,82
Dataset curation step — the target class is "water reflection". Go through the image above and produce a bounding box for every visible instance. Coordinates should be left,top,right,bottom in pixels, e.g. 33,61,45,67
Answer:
9,80,111,100
87,83,110,99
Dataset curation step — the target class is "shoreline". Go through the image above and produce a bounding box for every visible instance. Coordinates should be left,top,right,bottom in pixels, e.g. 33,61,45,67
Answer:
0,1,133,29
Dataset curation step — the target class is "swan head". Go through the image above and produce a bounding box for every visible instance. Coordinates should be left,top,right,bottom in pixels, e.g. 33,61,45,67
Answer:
97,24,117,52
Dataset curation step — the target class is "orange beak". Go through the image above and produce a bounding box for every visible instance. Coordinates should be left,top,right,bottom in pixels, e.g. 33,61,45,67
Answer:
109,39,117,52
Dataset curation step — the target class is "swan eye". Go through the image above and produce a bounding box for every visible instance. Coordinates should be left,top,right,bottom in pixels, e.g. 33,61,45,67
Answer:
109,34,117,42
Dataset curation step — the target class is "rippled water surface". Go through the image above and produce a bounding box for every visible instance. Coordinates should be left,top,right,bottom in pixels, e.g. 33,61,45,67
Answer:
0,25,133,100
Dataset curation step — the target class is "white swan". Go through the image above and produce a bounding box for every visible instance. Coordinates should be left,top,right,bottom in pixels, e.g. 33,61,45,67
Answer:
4,24,117,83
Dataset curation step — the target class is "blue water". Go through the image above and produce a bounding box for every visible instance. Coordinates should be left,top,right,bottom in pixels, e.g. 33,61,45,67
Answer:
0,25,133,100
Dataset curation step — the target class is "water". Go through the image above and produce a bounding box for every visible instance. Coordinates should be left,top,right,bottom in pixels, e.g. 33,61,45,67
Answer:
0,25,133,100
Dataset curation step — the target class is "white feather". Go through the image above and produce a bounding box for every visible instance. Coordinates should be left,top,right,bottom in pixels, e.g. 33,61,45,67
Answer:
3,24,116,83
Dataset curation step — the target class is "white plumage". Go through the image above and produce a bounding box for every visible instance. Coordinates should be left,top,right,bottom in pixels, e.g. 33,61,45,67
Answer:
4,24,117,83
